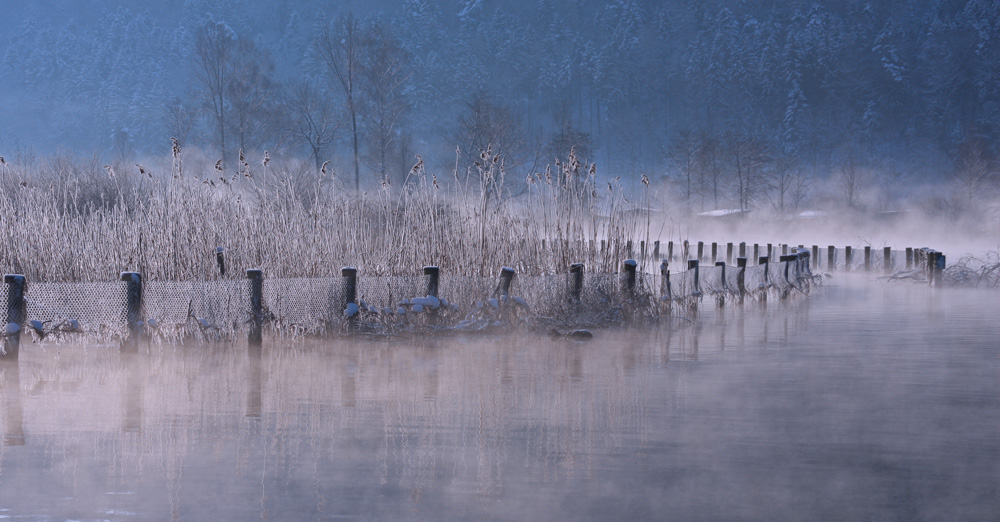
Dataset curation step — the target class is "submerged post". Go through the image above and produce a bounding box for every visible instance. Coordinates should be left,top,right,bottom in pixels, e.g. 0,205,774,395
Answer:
216,246,226,277
424,266,440,297
3,275,25,359
570,263,585,303
498,267,515,299
779,254,796,291
884,246,892,274
247,269,263,345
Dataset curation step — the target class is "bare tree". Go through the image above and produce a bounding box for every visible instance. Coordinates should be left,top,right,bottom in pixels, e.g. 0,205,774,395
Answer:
954,138,994,204
454,90,526,175
726,132,768,211
315,14,363,191
194,22,236,165
164,97,196,147
226,37,280,155
667,130,699,208
359,22,413,185
838,153,864,209
285,82,340,171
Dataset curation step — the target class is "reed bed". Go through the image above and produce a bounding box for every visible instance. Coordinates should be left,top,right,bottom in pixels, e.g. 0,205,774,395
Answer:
0,149,651,283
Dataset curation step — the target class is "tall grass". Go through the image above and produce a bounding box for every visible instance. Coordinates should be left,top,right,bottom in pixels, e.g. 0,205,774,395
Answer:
0,148,653,283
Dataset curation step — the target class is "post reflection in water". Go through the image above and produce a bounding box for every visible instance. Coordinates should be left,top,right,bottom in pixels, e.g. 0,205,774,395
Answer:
1,361,24,447
0,275,996,521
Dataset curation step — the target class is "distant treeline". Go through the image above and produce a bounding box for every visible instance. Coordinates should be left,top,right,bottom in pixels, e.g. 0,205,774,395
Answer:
0,0,997,209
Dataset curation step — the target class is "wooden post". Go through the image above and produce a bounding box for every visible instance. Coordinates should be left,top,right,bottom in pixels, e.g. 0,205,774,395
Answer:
828,246,836,271
653,241,660,262
697,241,704,263
736,257,747,302
498,267,515,299
423,266,439,297
3,275,25,359
623,259,637,295
812,245,819,269
753,244,760,265
767,243,773,260
688,259,700,294
926,251,937,286
215,246,226,276
845,246,853,272
714,261,726,307
883,246,892,274
247,269,264,345
711,242,718,264
660,260,671,301
640,241,646,261
759,256,770,284
779,254,796,290
119,272,143,351
668,241,674,262
739,242,746,258
905,247,913,270
726,242,734,264
781,244,788,256
570,263,584,303
935,254,946,286
627,240,634,258
864,246,872,271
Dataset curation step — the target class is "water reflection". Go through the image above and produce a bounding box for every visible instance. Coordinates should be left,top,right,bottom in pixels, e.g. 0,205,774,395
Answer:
0,275,995,520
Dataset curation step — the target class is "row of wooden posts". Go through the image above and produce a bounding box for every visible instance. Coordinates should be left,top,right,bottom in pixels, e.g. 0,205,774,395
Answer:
1,242,943,358
619,239,945,276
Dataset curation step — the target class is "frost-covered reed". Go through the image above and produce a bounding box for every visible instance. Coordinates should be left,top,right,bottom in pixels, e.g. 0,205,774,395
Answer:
0,148,651,283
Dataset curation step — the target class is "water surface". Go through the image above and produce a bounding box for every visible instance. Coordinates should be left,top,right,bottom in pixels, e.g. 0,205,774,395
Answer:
0,274,997,521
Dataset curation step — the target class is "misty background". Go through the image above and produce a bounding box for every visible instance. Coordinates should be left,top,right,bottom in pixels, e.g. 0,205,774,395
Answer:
0,0,997,216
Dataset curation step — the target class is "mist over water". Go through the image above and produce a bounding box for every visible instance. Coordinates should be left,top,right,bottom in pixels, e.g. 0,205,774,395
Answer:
0,274,997,521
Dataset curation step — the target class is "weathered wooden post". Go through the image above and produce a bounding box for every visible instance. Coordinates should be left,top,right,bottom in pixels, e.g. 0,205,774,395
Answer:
627,240,634,258
864,246,872,271
779,254,796,293
667,241,674,262
216,246,226,276
753,244,760,265
247,269,264,345
759,256,770,284
905,247,913,270
767,243,773,260
3,275,25,359
883,246,892,274
497,267,515,299
736,257,747,302
828,246,836,271
812,245,819,269
697,241,704,263
640,241,646,261
711,242,718,264
424,266,439,297
120,272,143,351
570,263,585,303
781,244,788,256
688,259,700,294
660,260,671,301
845,246,853,272
726,242,734,264
623,259,637,295
653,241,660,262
739,242,746,258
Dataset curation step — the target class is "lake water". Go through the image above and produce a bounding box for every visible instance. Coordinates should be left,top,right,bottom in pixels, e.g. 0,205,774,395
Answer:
0,274,997,521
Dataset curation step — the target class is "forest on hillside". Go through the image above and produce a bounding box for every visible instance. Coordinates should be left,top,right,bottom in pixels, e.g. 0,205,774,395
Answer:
0,0,997,213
